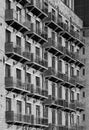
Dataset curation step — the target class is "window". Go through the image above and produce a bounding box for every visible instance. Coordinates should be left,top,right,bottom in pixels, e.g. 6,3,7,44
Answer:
58,60,62,72
36,47,40,57
6,30,11,43
70,114,74,125
43,105,48,118
25,103,31,115
52,9,55,22
44,51,48,60
5,64,11,77
82,68,85,76
65,88,68,101
17,100,22,114
57,110,62,125
70,91,74,101
16,69,21,80
52,109,56,124
65,20,68,30
6,98,11,111
77,93,79,101
52,31,55,42
6,0,11,9
83,114,85,121
70,66,74,76
70,25,74,31
70,44,74,52
16,6,21,22
77,115,80,125
25,42,31,52
16,36,21,47
26,73,31,83
52,56,55,70
83,91,85,98
58,14,62,24
82,47,85,55
57,35,62,46
26,14,31,22
36,105,40,117
43,1,48,14
36,76,40,87
65,63,68,75
52,82,55,98
77,70,79,77
57,85,62,99
36,20,40,34
65,40,68,49
65,112,68,126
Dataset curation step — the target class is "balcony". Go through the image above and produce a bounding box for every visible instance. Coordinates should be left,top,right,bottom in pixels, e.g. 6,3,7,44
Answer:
76,101,85,112
64,101,76,112
15,0,29,6
64,76,76,88
34,117,48,127
43,38,64,56
75,53,85,68
28,85,48,100
5,9,31,34
5,77,33,94
28,53,48,72
75,32,85,48
6,111,34,126
43,95,64,109
44,12,64,33
62,24,76,42
62,48,76,64
5,42,31,63
26,23,48,44
74,76,85,89
25,0,48,20
44,67,65,83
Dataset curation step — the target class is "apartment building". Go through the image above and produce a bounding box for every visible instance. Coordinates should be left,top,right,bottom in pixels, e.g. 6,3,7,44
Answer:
74,1,89,130
0,0,85,130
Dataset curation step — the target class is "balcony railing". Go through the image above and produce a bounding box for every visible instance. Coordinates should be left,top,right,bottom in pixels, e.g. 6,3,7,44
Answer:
27,23,48,44
5,77,33,94
34,117,48,127
43,95,64,109
5,9,31,34
5,77,48,100
30,85,48,100
64,75,76,88
62,48,76,63
44,67,65,83
44,12,64,33
75,32,85,48
64,100,76,112
43,38,64,56
6,111,34,125
75,53,85,68
5,42,31,63
25,0,48,20
73,76,85,89
28,53,48,72
76,101,85,111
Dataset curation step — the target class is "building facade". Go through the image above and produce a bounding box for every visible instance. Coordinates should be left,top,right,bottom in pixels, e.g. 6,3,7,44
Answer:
0,0,85,130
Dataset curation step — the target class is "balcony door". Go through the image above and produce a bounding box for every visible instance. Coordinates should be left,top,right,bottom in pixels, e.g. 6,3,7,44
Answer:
52,109,56,125
25,103,31,116
6,0,11,9
36,105,40,124
17,101,22,121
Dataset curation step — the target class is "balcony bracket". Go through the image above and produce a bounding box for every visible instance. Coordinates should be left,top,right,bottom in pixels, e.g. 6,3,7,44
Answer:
6,21,15,29
15,0,23,4
6,54,15,61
